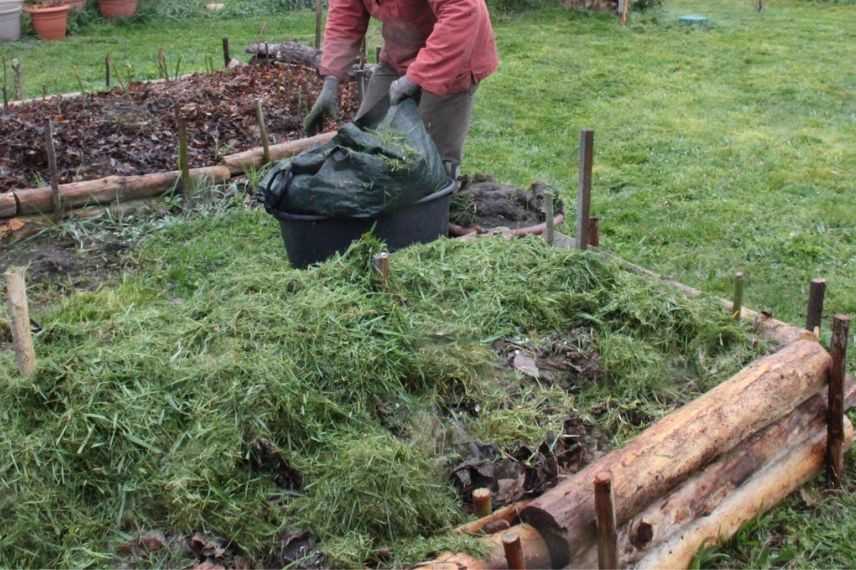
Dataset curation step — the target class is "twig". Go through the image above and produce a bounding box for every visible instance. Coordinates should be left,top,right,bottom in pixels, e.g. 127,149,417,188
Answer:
105,53,112,88
157,48,167,80
5,267,37,378
72,65,85,94
173,55,183,81
45,120,64,221
256,100,272,164
827,315,850,488
576,129,594,250
805,278,826,334
2,56,8,111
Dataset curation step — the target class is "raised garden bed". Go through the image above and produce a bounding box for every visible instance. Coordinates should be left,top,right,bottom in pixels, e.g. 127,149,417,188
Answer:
0,63,360,193
3,223,808,569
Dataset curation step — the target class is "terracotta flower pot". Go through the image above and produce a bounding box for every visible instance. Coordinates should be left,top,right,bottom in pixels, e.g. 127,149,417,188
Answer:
98,0,136,18
24,3,70,41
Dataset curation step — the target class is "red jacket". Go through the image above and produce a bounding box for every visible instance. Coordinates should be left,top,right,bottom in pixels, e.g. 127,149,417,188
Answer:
320,0,499,96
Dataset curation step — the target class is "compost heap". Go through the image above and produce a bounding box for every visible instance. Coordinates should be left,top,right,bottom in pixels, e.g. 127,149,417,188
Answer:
262,99,449,218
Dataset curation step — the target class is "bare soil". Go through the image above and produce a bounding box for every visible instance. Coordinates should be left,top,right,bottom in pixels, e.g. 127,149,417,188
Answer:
450,175,565,230
0,64,360,193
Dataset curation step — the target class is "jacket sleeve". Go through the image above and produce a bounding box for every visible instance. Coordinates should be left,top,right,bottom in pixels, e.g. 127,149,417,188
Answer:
405,0,483,95
319,0,370,80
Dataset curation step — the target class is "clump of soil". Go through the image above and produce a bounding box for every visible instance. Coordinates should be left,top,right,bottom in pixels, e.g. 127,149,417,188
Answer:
450,175,564,230
0,64,360,193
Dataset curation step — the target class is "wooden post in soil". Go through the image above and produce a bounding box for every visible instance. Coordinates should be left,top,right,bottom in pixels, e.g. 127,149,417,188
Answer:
5,268,36,378
502,531,525,570
619,0,630,25
827,315,850,488
731,272,744,320
314,0,323,49
589,216,600,247
2,56,7,110
176,109,191,201
576,129,594,251
544,191,555,245
373,252,390,288
255,100,272,164
222,37,231,68
805,278,827,334
11,57,22,100
594,473,618,570
473,488,493,518
105,54,112,88
45,120,64,222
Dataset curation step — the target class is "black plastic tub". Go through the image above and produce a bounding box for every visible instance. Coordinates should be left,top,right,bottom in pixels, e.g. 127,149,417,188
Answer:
269,182,456,268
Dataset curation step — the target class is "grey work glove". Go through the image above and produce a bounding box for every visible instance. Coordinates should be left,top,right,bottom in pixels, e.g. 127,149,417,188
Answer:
303,76,339,136
389,75,420,105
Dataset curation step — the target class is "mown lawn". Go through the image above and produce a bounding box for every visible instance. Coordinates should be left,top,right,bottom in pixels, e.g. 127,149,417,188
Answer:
2,0,856,567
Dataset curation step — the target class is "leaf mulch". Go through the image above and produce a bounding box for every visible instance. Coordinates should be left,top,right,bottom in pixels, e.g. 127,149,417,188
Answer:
0,63,360,193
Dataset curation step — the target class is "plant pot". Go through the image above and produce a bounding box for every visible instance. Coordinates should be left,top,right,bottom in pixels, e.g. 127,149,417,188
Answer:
24,3,70,41
98,0,137,18
270,182,457,269
0,0,24,41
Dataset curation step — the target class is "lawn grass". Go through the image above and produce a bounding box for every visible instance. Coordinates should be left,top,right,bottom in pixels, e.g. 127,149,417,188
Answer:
2,0,856,566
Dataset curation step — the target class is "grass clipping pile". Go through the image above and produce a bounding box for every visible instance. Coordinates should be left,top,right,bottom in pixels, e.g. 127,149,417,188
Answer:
0,225,759,568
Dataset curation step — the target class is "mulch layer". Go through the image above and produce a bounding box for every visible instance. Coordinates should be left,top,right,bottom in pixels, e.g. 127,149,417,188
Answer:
0,64,360,194
450,175,565,230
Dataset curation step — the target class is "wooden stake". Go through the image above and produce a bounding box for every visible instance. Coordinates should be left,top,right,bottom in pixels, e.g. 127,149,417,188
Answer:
314,0,323,49
105,54,112,88
5,268,36,377
805,278,827,334
544,191,555,246
376,46,382,64
176,110,191,200
732,272,744,320
576,129,594,250
594,472,618,570
255,100,272,164
502,531,525,570
45,120,63,222
373,252,390,288
222,37,231,68
11,57,22,100
589,216,600,247
473,488,493,518
2,56,8,110
619,0,630,25
827,315,850,488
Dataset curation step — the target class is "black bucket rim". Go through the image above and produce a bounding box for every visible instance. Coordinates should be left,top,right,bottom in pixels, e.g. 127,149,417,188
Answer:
268,180,457,223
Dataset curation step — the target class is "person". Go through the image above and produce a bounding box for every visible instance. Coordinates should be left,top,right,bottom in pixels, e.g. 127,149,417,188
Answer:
303,0,499,177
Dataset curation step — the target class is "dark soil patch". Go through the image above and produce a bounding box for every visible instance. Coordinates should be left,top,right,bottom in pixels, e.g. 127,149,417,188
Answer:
450,175,565,230
451,416,606,511
0,64,360,193
495,328,603,391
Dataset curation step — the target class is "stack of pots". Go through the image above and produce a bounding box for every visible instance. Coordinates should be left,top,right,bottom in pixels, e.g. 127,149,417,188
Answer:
0,0,23,42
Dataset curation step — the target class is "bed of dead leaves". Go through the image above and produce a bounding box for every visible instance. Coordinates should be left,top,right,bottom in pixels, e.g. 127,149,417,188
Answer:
0,64,360,193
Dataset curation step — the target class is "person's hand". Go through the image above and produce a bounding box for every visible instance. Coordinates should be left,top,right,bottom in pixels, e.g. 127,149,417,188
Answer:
303,77,339,136
389,75,420,105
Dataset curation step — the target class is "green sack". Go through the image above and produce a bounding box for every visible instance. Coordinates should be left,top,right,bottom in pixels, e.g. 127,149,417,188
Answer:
262,99,450,219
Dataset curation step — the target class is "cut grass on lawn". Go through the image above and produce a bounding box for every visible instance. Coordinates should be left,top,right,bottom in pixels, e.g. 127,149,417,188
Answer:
0,204,758,568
